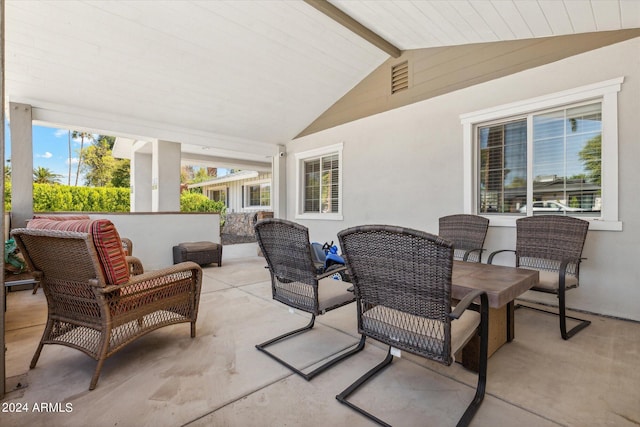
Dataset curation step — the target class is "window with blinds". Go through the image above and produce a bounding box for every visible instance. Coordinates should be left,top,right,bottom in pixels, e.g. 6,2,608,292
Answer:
304,154,340,214
478,102,602,216
245,183,271,208
207,188,226,203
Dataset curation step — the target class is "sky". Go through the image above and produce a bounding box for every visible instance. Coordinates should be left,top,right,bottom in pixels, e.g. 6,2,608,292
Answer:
5,122,83,185
5,122,227,185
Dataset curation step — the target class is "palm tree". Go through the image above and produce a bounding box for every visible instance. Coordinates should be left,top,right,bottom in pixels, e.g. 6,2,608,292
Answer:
33,166,62,184
72,131,95,186
67,130,72,185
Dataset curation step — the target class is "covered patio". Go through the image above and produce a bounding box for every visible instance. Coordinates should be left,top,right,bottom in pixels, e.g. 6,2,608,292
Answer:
3,1,640,425
4,257,640,426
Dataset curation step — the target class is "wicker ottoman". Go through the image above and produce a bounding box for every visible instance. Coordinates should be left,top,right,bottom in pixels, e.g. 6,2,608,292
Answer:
173,241,222,267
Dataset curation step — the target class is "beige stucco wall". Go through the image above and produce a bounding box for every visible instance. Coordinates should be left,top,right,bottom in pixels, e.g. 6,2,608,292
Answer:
286,37,640,322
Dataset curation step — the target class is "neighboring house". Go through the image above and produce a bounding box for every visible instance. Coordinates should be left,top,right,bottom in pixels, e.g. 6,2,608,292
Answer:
188,170,272,213
285,37,640,323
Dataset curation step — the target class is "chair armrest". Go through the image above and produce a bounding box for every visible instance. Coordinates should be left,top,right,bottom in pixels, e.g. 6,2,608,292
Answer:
487,249,516,265
100,261,202,294
450,289,489,371
557,256,585,290
316,264,348,280
121,237,133,256
450,289,488,319
462,248,484,262
126,256,144,275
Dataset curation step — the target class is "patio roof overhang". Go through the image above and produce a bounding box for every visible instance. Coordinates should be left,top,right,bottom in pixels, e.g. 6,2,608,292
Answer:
5,0,640,164
113,138,272,173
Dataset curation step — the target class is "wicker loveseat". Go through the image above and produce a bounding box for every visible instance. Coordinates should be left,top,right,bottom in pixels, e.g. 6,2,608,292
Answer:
11,218,203,390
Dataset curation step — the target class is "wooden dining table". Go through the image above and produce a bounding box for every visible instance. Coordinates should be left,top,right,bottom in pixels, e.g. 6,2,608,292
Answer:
450,260,539,370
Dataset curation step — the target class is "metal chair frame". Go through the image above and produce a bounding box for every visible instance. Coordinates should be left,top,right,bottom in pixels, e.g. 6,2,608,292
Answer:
488,215,590,340
336,225,489,427
254,218,364,381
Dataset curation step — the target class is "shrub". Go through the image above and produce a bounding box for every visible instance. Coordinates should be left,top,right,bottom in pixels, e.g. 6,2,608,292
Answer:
180,191,225,214
7,184,225,219
4,179,11,211
32,184,130,212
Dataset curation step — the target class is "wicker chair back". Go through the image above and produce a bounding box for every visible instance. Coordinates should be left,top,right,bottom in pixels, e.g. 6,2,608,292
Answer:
439,214,489,262
516,215,588,275
339,224,455,363
255,219,317,285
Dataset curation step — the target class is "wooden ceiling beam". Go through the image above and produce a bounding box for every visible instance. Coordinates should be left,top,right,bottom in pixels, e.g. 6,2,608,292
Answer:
304,0,402,58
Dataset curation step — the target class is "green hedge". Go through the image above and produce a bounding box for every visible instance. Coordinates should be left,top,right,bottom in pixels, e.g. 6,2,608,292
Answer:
4,180,11,211
33,184,130,212
4,183,225,215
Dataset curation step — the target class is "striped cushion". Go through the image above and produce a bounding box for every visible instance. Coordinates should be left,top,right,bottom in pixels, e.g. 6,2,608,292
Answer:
27,218,92,232
90,220,130,286
32,214,91,221
27,218,130,286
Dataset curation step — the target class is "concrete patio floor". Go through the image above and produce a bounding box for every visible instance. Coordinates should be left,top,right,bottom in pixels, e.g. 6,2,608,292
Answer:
3,255,640,427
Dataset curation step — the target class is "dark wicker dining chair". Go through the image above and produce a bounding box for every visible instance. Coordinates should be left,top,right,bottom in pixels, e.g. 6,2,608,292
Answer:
337,225,489,427
439,214,489,262
254,218,365,380
488,215,590,340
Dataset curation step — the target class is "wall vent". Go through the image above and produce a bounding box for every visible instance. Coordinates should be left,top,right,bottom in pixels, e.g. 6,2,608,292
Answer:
391,61,409,94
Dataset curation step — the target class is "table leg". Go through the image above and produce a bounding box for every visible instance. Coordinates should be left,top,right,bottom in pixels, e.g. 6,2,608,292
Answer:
507,300,515,342
460,304,508,371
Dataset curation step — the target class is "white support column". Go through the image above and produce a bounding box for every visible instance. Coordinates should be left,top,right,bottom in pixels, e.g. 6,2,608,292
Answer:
9,102,33,229
1,0,6,399
131,151,152,212
272,145,286,219
152,140,181,212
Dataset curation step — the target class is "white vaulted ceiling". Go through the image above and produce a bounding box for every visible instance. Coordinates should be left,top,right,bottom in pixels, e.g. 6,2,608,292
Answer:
332,0,640,49
5,1,388,162
5,1,640,164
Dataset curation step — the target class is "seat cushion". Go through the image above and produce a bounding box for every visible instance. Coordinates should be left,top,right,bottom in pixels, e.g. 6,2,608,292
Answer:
178,241,220,252
27,218,92,232
27,218,130,286
534,269,579,291
317,277,356,312
32,214,91,221
361,304,480,362
273,277,355,313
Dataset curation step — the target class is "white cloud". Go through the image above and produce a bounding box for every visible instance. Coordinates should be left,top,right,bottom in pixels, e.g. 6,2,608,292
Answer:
54,129,68,138
65,157,79,165
36,152,53,158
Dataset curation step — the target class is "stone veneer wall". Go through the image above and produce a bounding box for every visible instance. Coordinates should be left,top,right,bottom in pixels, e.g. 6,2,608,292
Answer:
222,212,254,237
222,211,273,237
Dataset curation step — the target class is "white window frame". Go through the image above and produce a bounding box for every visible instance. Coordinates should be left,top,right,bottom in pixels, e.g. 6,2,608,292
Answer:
206,186,227,204
244,180,271,210
461,77,623,231
295,143,343,221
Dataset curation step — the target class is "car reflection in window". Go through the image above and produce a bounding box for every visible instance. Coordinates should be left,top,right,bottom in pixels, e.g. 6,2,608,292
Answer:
519,201,585,213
